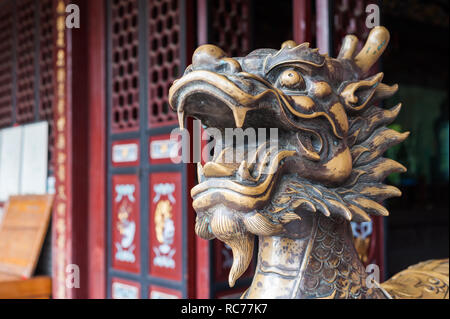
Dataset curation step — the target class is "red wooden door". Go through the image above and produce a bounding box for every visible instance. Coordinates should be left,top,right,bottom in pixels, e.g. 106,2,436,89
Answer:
106,0,195,299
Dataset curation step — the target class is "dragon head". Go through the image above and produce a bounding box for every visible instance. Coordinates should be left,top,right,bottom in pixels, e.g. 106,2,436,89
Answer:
169,26,408,287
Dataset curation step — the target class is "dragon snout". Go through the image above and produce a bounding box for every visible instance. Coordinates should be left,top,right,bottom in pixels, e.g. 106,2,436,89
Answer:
192,44,242,74
169,44,286,130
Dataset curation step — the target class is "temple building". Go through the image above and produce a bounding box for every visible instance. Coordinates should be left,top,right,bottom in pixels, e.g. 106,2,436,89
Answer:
0,0,448,299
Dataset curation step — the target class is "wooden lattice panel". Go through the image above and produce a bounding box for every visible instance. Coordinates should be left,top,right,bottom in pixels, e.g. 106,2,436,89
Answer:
39,0,55,171
16,0,36,124
148,0,181,126
333,0,371,56
111,0,140,133
209,0,251,57
0,2,14,129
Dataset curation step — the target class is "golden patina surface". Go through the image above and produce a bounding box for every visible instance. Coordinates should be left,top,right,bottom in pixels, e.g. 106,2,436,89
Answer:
382,259,449,299
169,26,449,299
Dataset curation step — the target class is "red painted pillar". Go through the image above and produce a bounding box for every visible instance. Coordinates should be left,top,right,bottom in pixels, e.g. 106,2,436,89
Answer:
52,0,73,299
315,0,332,54
293,0,312,44
86,0,107,299
52,0,105,298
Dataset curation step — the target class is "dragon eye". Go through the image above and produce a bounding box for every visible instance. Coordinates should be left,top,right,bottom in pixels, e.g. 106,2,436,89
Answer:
279,70,305,90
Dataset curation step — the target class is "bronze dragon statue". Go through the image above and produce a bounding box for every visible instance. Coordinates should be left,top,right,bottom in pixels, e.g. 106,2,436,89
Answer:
169,26,449,299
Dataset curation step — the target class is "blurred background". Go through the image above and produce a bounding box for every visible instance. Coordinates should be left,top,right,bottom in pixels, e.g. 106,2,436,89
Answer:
0,0,448,298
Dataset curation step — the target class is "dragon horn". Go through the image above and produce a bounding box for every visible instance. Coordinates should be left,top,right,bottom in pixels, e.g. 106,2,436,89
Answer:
338,34,359,60
354,26,390,73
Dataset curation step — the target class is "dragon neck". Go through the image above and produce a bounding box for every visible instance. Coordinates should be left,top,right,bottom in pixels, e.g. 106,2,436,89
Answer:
242,213,386,299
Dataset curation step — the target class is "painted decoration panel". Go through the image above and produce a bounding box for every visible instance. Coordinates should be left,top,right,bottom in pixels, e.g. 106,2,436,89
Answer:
112,174,140,273
111,139,139,167
149,172,182,281
149,134,180,165
111,277,141,299
148,285,182,299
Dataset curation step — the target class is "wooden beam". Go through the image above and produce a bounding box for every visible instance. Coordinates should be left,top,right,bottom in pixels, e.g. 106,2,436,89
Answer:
0,276,52,299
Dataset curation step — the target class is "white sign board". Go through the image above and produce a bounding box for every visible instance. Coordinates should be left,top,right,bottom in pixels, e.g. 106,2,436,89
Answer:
20,121,48,195
112,143,138,163
111,282,139,299
0,126,23,201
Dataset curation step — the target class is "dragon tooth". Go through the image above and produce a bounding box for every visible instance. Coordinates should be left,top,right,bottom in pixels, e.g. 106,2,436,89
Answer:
177,110,185,130
231,107,248,128
237,160,255,181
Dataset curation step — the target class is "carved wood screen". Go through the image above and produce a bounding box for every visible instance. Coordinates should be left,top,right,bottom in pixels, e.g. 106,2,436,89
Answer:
0,0,55,172
148,0,181,126
0,2,14,129
110,0,140,133
39,0,55,172
16,0,36,125
208,0,251,57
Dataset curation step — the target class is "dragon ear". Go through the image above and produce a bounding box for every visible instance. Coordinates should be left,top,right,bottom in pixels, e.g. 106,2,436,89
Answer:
339,73,384,111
